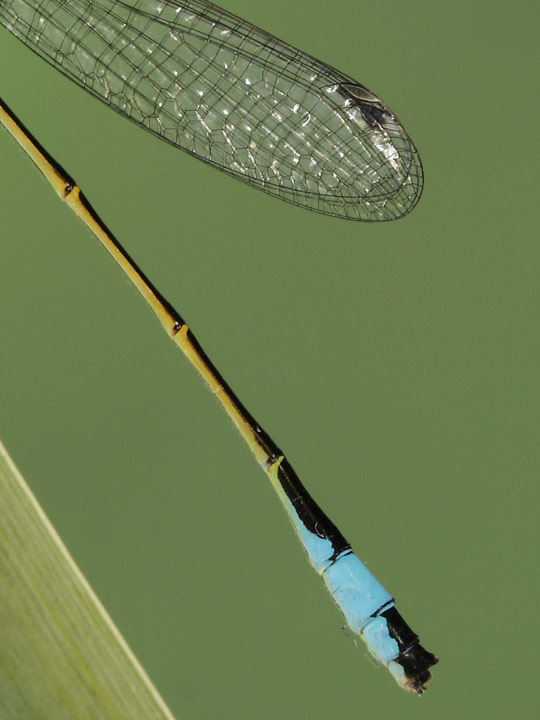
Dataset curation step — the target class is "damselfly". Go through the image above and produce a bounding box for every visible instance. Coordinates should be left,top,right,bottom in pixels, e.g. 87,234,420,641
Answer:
0,0,437,693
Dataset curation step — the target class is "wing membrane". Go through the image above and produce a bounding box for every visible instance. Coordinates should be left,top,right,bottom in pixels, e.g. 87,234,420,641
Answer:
1,0,423,220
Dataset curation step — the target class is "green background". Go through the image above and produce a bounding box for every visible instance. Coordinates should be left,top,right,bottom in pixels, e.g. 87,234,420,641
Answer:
1,1,538,717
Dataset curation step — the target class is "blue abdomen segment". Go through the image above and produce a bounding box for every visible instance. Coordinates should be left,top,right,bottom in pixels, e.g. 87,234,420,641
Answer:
268,457,438,693
322,552,394,634
322,552,409,685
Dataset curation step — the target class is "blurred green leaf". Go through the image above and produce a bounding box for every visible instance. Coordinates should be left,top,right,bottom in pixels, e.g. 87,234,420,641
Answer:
0,439,175,720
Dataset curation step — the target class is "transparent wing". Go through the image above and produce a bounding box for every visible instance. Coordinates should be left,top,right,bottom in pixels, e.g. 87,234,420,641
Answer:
1,0,423,220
